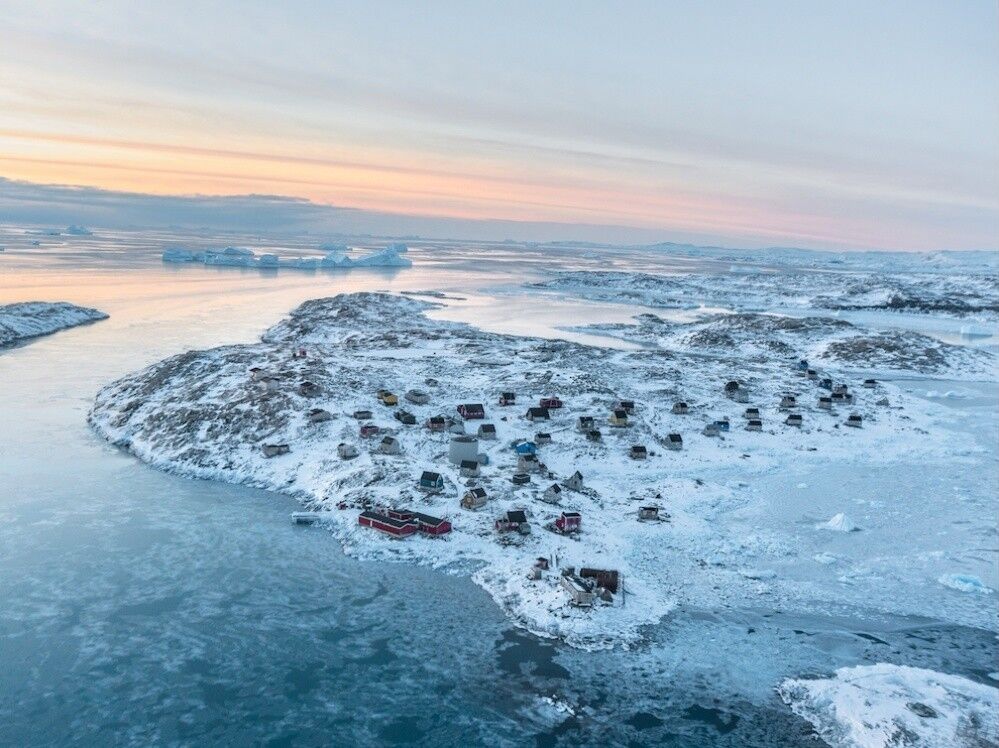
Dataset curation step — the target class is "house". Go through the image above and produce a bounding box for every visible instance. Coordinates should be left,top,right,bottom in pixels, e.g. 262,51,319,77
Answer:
358,510,417,538
703,423,721,437
352,409,373,420
535,432,552,446
744,407,761,419
629,445,648,460
577,415,595,432
560,574,595,607
261,443,290,458
638,506,660,522
609,409,629,427
535,557,550,570
298,380,322,397
672,401,690,415
779,395,797,410
832,392,855,405
539,396,563,409
525,406,550,422
845,413,863,428
517,453,540,472
457,403,485,420
785,413,803,427
797,359,809,371
426,415,448,431
614,399,636,413
359,424,380,438
249,367,266,381
806,369,818,380
337,442,358,459
418,471,444,492
511,473,531,486
554,510,581,533
586,429,603,442
543,483,562,503
715,418,730,432
498,391,516,406
379,436,402,455
817,396,833,410
496,509,530,533
377,390,398,406
459,459,480,478
579,567,620,594
477,423,497,439
563,471,584,491
394,409,417,425
666,433,683,451
819,378,833,390
308,408,333,424
745,419,763,432
724,380,742,398
514,440,537,455
863,379,878,389
405,389,430,404
411,512,452,536
832,383,849,395
461,487,488,510
292,347,308,359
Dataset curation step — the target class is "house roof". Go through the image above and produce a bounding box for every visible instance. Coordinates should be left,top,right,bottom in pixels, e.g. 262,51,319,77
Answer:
668,433,682,441
546,484,562,493
460,460,479,469
571,470,583,479
466,487,487,498
420,471,441,481
561,511,581,518
506,510,527,523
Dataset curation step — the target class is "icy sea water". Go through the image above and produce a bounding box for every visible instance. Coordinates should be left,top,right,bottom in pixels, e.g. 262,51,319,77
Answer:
2,236,996,746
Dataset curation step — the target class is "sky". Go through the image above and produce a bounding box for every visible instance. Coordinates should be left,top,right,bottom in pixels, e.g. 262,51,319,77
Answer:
1,1,997,250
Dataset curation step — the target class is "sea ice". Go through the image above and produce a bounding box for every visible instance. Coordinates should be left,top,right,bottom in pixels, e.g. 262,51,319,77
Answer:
779,663,999,748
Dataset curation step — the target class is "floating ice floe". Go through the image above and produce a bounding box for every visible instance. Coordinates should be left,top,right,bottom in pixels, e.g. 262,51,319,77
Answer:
779,663,999,748
938,573,993,594
817,513,859,532
64,225,93,236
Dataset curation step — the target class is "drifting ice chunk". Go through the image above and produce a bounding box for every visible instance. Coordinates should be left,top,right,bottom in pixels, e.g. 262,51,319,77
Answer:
817,513,859,532
938,573,993,594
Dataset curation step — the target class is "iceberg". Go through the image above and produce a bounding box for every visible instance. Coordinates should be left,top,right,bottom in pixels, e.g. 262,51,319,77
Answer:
318,241,351,253
64,225,93,236
257,254,280,268
162,248,197,263
817,513,859,532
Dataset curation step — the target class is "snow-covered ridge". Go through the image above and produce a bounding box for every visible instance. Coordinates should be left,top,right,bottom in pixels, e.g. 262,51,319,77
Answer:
162,243,411,269
88,293,987,648
0,301,108,348
779,664,998,748
570,312,997,381
531,269,999,321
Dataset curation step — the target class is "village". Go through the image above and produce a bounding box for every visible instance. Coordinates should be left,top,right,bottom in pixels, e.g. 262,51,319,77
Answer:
89,292,981,647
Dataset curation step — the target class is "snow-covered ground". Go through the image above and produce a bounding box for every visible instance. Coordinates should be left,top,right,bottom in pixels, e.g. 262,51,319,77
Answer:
88,291,997,648
530,268,999,323
779,663,998,748
0,301,108,348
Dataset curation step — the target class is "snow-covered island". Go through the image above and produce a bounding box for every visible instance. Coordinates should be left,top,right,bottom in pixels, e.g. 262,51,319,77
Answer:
0,301,108,349
89,293,996,648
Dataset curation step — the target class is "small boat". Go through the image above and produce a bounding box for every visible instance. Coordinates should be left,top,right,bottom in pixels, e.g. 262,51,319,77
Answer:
291,511,326,525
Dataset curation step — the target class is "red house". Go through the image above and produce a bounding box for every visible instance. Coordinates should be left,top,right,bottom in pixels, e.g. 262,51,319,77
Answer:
457,403,485,419
358,510,417,538
554,511,581,534
413,512,453,536
539,397,563,409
